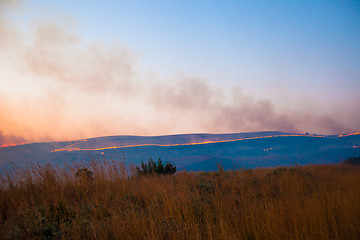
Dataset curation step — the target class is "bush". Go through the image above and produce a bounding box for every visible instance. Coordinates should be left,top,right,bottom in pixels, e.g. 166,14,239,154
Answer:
76,168,93,179
75,168,94,183
136,157,176,175
344,156,360,165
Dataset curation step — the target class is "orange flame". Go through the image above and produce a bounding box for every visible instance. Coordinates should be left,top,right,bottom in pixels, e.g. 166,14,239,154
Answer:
1,142,26,148
338,132,360,137
264,148,273,151
1,143,19,148
52,134,325,153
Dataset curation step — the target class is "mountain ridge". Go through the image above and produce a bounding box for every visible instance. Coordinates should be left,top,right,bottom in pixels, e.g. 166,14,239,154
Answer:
1,131,359,172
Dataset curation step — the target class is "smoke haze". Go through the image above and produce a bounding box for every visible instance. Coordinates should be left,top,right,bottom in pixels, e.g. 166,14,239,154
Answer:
0,1,358,146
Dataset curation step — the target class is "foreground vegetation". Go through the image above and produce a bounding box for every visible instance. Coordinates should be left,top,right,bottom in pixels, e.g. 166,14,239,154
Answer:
0,160,359,240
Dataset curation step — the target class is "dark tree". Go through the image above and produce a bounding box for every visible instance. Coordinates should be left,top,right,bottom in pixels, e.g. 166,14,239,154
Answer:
136,157,176,175
344,156,360,165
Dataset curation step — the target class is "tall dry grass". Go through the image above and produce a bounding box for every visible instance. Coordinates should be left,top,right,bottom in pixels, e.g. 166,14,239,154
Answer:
0,159,359,239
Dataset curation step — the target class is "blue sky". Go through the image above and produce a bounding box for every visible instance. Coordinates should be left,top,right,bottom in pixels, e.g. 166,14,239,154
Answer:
24,0,359,85
1,0,359,144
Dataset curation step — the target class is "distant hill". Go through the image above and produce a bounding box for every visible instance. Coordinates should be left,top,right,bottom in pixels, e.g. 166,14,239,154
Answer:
0,131,359,172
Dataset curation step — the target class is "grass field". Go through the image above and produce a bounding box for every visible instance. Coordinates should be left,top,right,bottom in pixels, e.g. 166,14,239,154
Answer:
1,160,359,239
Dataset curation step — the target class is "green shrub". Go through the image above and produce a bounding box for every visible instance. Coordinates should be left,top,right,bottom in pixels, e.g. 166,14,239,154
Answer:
136,157,176,175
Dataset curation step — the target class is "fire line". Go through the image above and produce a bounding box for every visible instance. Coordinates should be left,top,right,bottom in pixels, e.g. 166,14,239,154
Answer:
51,134,326,153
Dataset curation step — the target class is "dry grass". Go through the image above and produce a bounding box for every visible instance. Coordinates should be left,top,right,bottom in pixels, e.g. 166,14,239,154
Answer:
0,159,359,239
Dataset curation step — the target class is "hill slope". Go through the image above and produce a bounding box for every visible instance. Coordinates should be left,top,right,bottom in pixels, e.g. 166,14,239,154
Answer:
0,131,359,171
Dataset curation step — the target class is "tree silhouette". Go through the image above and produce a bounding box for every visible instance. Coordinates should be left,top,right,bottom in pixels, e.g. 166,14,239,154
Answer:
136,157,176,175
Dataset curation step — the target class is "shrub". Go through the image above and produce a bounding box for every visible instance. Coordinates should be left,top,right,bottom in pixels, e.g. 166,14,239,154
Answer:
75,168,94,184
136,157,176,175
344,156,360,165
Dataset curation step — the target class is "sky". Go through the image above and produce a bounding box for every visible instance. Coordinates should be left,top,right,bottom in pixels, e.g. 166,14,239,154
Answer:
1,0,360,146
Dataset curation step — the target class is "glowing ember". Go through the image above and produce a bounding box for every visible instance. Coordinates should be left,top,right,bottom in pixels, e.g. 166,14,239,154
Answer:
1,143,20,148
339,132,360,137
52,134,324,152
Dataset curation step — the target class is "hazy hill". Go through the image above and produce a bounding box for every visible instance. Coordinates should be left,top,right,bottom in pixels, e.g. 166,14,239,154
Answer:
0,131,359,172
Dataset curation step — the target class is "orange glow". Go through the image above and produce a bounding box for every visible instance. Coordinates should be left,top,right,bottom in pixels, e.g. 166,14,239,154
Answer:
1,143,18,148
52,134,324,152
339,132,360,137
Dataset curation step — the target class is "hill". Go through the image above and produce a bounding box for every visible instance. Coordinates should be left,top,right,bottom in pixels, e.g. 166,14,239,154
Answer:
0,131,359,171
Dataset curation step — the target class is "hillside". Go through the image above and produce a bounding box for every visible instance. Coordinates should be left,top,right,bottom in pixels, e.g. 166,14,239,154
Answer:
1,131,359,171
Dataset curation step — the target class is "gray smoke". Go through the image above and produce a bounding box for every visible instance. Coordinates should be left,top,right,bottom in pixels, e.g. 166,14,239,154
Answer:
0,1,357,145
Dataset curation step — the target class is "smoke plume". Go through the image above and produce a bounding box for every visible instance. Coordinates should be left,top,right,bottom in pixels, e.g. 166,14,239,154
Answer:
0,1,358,146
